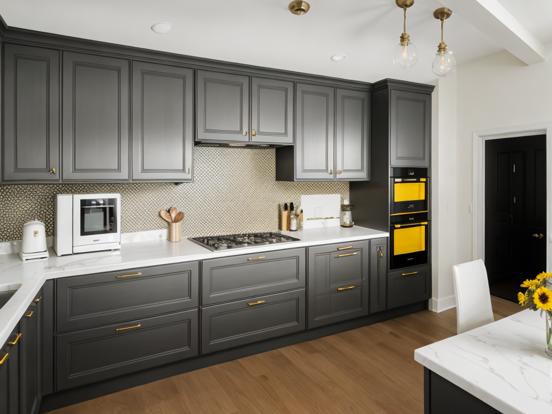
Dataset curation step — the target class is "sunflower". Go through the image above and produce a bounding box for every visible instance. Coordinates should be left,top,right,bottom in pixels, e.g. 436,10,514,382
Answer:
517,292,527,306
521,279,540,289
536,272,552,282
533,287,552,311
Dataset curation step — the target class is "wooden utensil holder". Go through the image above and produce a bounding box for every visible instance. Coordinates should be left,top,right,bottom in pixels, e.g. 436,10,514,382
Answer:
168,222,181,242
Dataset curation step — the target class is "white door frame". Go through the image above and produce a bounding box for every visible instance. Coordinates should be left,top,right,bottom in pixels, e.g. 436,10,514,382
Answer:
472,123,552,271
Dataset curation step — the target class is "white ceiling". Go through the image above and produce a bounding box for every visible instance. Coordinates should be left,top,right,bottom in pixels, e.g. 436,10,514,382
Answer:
0,0,547,83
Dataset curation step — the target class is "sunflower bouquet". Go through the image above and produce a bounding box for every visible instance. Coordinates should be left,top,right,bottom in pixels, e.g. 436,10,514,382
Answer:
517,272,552,357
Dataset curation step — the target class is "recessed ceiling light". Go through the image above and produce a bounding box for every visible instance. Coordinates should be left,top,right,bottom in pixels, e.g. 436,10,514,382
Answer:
151,22,172,34
330,54,347,62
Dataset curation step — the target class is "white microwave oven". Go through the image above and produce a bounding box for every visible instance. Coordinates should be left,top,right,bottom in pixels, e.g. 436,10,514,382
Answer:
55,193,121,256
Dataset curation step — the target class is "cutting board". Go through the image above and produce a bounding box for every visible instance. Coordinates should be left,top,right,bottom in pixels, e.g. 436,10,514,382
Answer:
300,194,341,229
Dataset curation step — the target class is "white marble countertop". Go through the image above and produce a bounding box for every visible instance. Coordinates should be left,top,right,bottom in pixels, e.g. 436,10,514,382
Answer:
415,310,552,414
0,225,388,346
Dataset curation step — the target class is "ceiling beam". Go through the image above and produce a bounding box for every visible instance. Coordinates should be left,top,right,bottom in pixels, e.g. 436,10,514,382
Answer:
438,0,546,64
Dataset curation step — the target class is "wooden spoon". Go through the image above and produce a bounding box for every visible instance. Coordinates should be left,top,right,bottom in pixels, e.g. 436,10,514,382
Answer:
174,211,185,223
159,209,173,223
169,207,177,222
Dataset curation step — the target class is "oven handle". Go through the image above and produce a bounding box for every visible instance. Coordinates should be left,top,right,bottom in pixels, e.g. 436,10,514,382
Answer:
393,178,427,183
393,222,428,229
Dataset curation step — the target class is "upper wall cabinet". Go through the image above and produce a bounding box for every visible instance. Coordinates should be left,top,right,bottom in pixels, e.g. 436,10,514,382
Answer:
389,89,431,168
132,62,194,181
62,52,130,181
3,44,60,182
276,84,370,182
196,70,293,145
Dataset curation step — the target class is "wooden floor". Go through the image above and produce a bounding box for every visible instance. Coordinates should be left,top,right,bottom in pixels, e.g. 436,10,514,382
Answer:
51,297,518,414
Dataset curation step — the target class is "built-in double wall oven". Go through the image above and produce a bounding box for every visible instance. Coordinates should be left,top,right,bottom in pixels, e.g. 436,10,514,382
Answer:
390,168,429,269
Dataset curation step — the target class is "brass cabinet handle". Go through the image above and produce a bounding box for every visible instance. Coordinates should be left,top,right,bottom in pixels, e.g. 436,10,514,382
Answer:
247,256,266,262
337,245,353,251
25,310,34,318
531,233,545,239
115,323,142,333
115,272,143,280
34,296,42,304
401,271,419,277
0,353,8,366
336,170,343,175
251,129,257,137
8,333,22,346
336,284,359,292
242,130,248,136
49,167,57,175
377,247,384,258
247,299,266,307
336,252,359,258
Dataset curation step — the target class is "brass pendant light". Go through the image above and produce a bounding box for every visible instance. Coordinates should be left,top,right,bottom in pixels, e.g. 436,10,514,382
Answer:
432,7,456,76
393,0,417,69
288,0,310,16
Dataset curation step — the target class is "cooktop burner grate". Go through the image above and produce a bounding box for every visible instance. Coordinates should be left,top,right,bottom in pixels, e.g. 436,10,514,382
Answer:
189,232,300,251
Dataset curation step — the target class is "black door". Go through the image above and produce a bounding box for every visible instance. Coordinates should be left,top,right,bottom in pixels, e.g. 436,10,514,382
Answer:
485,135,546,301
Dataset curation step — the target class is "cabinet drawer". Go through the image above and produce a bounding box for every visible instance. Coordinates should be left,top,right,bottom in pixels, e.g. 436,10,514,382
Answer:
201,289,305,354
387,266,429,309
201,248,305,305
56,262,199,332
56,309,198,391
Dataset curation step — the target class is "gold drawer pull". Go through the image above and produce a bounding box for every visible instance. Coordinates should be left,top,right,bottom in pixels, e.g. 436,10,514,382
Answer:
34,296,42,304
8,333,22,346
336,284,359,292
337,245,353,251
0,353,8,366
115,323,142,333
401,271,419,277
115,272,143,280
247,256,266,262
25,310,34,318
336,252,359,258
377,247,384,258
247,299,266,307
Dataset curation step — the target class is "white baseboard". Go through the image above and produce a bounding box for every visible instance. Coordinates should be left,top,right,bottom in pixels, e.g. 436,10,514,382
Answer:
429,295,456,313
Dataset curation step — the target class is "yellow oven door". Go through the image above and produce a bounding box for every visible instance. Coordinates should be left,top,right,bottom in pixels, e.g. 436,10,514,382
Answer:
394,224,427,256
394,182,426,203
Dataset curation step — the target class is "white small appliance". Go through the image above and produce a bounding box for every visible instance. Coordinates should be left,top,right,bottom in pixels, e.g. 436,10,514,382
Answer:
55,193,121,256
20,220,49,262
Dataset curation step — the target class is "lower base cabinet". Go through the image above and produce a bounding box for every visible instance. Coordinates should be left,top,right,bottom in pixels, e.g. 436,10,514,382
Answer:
56,309,198,390
20,296,42,414
0,329,20,414
201,289,306,354
387,265,430,309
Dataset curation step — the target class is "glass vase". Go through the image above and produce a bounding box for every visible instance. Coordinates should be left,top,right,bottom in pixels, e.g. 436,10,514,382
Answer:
546,312,552,358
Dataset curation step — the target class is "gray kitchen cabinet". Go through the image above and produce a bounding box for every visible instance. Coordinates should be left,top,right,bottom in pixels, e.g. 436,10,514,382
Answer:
201,248,305,305
0,328,20,414
250,77,293,144
3,44,60,182
307,241,369,328
369,238,388,313
336,89,370,180
201,289,305,354
132,61,194,181
20,296,42,414
387,265,429,309
56,262,199,332
62,52,130,181
276,84,370,181
196,70,249,142
56,309,198,391
389,89,431,168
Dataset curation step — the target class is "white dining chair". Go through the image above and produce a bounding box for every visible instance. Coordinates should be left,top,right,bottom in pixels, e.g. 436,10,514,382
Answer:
452,259,494,334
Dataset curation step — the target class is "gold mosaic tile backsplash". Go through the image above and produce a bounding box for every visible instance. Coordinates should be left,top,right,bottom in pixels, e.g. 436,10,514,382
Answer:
0,147,349,242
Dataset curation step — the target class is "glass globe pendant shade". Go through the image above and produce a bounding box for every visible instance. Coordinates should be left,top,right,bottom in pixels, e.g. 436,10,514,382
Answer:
432,49,456,76
393,42,418,69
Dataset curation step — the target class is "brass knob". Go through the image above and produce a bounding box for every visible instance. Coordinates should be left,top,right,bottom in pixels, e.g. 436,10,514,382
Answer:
532,233,545,239
251,129,257,137
378,247,384,258
336,170,343,175
49,167,57,175
242,130,248,136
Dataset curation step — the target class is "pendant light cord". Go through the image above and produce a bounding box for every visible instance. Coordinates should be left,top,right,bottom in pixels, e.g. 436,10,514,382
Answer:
403,7,407,33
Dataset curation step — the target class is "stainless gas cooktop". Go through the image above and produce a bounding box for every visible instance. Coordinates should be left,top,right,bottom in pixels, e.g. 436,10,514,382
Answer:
189,232,300,251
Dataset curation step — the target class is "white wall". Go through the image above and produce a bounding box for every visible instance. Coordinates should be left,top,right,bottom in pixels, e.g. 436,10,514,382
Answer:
431,49,552,311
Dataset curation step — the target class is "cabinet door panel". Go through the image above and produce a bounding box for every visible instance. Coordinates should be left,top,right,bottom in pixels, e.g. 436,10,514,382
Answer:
196,71,249,142
251,77,293,144
62,52,129,180
336,89,369,180
390,90,430,168
387,265,429,309
369,238,388,313
19,300,41,414
0,329,20,414
3,44,60,181
308,241,369,328
295,84,334,180
132,62,193,180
